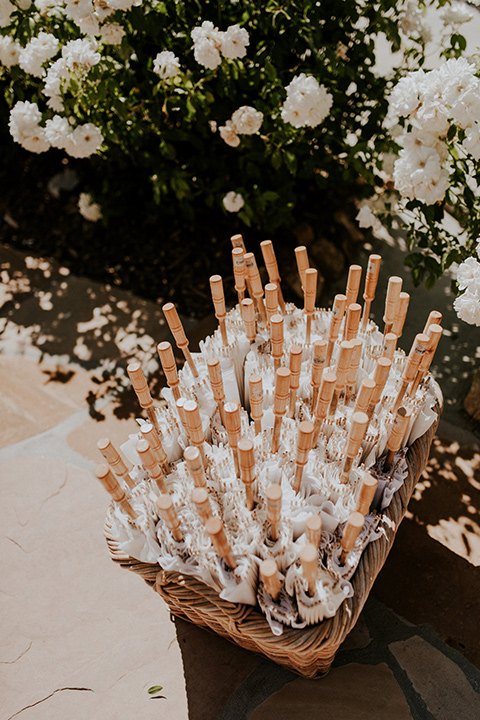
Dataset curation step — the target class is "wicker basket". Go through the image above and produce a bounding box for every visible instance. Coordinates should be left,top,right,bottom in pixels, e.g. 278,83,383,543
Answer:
105,393,441,678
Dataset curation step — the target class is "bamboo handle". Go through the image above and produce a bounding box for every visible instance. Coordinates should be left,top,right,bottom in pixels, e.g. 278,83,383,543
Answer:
300,543,318,597
205,517,237,570
183,400,207,468
207,358,226,422
184,445,206,488
157,341,180,401
270,314,284,367
272,367,291,453
363,254,382,301
346,338,363,387
423,310,442,333
340,512,364,564
265,283,279,321
354,378,376,415
230,233,246,251
156,493,183,542
140,422,168,471
224,401,241,475
288,344,303,417
163,302,198,377
304,268,317,314
312,370,336,444
343,411,368,468
136,438,167,493
240,298,256,343
335,340,354,390
162,302,188,348
383,276,403,329
328,293,347,346
244,252,264,300
210,274,228,345
311,339,327,389
391,292,410,337
382,333,397,361
127,362,152,408
260,559,281,602
345,264,362,307
386,406,410,454
191,486,212,523
273,367,291,417
249,374,263,433
344,303,362,341
238,438,255,510
295,246,309,288
368,357,392,415
266,483,282,541
95,464,137,519
356,472,378,515
305,514,322,549
403,333,430,383
293,420,314,492
261,240,285,311
97,437,133,489
417,323,443,379
175,397,188,433
232,247,246,299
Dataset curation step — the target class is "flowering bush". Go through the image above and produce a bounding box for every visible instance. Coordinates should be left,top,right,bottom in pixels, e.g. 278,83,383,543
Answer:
355,7,480,324
2,0,454,233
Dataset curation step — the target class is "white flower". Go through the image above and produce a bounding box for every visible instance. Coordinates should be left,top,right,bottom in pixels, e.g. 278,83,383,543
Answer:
193,37,221,70
220,24,249,60
78,192,102,221
455,256,480,291
399,0,425,37
35,0,64,14
219,120,240,147
0,35,20,67
64,122,103,157
106,0,137,9
18,31,59,78
394,144,449,204
153,50,180,79
231,106,263,135
356,205,377,229
388,70,426,118
93,0,114,21
101,22,125,45
0,0,15,28
64,0,94,21
441,1,473,25
281,74,333,128
9,100,42,142
192,21,222,70
223,191,244,212
415,99,450,137
62,38,101,74
209,120,217,132
463,123,480,160
44,115,71,149
477,240,480,261
78,13,100,36
453,289,480,325
19,126,51,153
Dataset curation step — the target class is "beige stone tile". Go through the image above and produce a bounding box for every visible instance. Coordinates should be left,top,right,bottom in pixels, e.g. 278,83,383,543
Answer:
389,635,480,720
1,456,188,720
67,396,140,464
250,663,413,720
0,356,91,448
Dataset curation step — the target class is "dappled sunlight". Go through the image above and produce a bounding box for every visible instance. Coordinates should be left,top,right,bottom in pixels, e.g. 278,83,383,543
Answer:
408,437,480,566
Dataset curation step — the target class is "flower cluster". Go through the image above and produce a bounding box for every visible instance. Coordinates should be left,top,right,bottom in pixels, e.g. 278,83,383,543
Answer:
281,74,333,129
191,21,249,70
390,58,480,204
219,106,263,147
453,247,480,326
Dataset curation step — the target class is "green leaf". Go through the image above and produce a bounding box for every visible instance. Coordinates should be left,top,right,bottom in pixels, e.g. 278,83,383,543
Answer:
148,686,163,695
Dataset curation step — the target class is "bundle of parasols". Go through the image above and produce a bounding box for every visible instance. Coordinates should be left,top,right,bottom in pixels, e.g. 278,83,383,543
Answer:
96,236,442,633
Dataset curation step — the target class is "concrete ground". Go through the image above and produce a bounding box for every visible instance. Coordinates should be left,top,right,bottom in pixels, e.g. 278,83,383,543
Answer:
1,239,480,720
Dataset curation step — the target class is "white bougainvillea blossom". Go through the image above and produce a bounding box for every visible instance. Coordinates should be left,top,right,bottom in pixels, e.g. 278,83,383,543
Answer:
0,35,20,66
192,21,249,70
281,74,333,128
231,106,263,135
18,31,59,77
223,191,244,212
220,24,249,59
153,50,180,79
78,192,102,221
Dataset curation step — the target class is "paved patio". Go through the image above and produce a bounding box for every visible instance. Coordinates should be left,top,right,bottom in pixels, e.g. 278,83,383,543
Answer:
1,239,479,720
